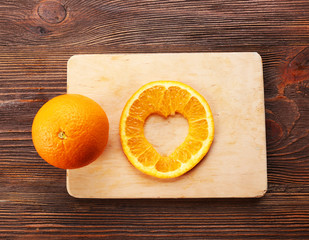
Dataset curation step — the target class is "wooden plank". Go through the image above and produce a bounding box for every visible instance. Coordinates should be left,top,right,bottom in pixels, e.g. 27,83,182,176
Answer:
0,0,309,237
0,1,309,47
0,193,308,238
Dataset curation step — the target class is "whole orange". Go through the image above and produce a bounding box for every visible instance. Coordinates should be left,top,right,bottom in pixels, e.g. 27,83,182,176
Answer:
32,94,109,169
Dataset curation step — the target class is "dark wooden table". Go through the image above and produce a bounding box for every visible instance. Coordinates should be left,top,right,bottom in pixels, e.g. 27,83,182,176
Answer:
1,0,309,239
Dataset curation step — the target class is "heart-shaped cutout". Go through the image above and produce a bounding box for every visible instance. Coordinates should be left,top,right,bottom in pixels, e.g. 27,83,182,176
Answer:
144,113,189,156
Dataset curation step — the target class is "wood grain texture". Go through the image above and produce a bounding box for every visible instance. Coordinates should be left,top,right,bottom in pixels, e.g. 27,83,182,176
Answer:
0,0,309,238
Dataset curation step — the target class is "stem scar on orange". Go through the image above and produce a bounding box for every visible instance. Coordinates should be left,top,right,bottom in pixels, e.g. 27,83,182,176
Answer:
32,94,109,169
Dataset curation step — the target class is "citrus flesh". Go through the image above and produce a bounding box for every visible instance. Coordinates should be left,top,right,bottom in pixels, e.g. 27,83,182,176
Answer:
32,94,109,169
120,81,214,178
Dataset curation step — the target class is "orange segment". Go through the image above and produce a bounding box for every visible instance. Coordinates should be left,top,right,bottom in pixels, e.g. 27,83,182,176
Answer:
125,116,144,137
169,147,192,163
189,119,209,141
159,89,172,117
155,157,181,172
183,97,207,121
168,86,191,114
127,137,152,156
120,81,214,178
129,86,165,119
138,147,160,167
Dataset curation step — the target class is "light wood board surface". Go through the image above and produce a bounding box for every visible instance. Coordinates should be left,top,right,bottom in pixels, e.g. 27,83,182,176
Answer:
66,53,267,198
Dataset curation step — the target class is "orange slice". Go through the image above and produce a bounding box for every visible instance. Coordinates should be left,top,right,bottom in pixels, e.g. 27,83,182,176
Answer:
120,81,214,178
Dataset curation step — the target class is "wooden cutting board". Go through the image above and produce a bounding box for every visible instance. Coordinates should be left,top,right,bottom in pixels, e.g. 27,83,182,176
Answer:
66,53,267,198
